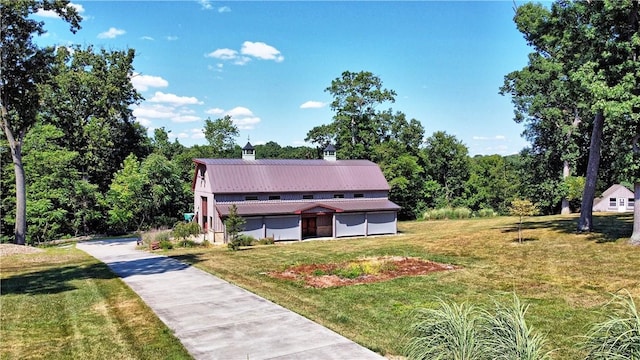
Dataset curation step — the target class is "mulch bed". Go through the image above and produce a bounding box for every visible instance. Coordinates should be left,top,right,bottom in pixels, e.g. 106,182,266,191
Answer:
268,256,459,288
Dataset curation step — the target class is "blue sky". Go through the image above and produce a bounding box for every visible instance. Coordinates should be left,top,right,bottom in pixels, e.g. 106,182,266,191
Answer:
34,1,534,156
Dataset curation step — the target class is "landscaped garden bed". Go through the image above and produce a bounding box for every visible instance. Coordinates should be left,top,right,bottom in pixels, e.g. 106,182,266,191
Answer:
269,256,458,288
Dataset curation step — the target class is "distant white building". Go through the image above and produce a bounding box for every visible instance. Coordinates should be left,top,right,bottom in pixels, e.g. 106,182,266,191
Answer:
592,184,635,212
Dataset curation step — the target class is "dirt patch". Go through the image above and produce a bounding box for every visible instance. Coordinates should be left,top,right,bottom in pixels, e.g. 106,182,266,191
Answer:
269,256,458,288
0,244,44,257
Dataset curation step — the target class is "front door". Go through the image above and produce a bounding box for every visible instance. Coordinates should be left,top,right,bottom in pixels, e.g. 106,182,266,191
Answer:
302,217,317,238
618,198,626,212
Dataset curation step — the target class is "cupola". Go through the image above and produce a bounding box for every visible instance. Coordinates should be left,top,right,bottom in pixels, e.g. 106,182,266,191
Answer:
323,144,336,161
242,141,255,160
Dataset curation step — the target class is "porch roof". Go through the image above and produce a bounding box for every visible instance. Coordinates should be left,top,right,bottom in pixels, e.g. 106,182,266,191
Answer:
216,199,400,217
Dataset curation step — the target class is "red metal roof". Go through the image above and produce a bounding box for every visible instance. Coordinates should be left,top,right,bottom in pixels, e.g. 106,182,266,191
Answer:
216,199,401,217
194,159,391,193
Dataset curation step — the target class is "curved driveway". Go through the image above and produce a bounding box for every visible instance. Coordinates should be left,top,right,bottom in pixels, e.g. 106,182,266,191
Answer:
77,238,385,360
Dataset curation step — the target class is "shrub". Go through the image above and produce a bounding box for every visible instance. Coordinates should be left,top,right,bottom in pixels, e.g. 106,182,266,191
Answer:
139,229,170,246
155,231,170,243
256,237,275,245
453,207,472,219
177,239,198,248
172,221,200,241
228,234,255,251
476,208,498,218
423,207,473,220
581,292,640,359
159,239,173,250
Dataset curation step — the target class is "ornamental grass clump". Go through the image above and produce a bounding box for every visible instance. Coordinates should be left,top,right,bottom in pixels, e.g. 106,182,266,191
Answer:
404,295,550,360
404,300,486,360
581,292,640,359
482,295,551,360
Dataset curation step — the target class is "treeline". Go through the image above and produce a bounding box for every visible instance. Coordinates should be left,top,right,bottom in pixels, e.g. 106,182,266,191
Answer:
2,0,639,244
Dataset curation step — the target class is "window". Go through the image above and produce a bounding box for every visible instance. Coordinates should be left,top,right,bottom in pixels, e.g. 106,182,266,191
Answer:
245,195,258,201
609,198,616,207
268,195,281,200
629,198,635,208
302,194,314,200
354,193,364,198
199,168,205,185
333,194,344,199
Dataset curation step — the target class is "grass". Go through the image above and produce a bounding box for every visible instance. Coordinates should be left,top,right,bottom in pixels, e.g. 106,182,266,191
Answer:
162,213,640,359
0,246,191,360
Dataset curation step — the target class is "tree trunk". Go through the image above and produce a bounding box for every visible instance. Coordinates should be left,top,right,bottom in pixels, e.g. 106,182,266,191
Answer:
577,111,604,232
561,110,581,215
631,135,640,244
1,109,27,245
561,160,571,215
631,182,640,245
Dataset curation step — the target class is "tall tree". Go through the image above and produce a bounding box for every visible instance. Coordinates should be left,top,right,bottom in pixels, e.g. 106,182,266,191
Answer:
203,115,239,157
508,1,640,233
39,45,146,192
310,70,396,159
152,127,184,160
0,0,81,244
465,155,516,214
422,131,470,208
500,52,588,215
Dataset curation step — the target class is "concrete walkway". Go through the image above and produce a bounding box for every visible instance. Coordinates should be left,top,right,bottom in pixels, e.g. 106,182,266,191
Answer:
77,238,385,360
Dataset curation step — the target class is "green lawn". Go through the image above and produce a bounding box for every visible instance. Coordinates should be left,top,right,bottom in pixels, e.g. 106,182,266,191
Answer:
164,213,640,359
0,246,191,360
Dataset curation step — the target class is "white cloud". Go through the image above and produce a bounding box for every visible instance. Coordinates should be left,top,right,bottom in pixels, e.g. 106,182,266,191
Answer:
206,41,284,65
191,129,206,139
206,48,238,60
300,101,326,109
166,35,179,41
233,117,261,130
227,106,254,117
206,108,225,115
35,2,84,18
234,56,252,66
473,135,507,141
141,36,154,41
207,106,261,129
131,73,169,92
241,41,284,62
98,27,126,39
136,117,152,127
177,132,190,139
198,0,213,10
132,104,176,119
218,6,231,13
149,91,202,105
171,115,201,123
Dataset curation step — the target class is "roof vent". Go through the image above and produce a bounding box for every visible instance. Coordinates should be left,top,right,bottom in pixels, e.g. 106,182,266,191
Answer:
323,144,336,161
242,142,255,160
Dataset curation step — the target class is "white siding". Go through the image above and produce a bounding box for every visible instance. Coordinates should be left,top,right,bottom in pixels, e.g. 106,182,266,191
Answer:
335,213,366,237
265,216,300,241
367,212,397,235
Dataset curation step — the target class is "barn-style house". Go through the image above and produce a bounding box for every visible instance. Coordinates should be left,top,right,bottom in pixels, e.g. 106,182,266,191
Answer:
192,144,400,242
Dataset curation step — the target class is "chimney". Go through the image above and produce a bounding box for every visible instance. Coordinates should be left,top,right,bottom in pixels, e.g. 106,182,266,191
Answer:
323,144,336,161
242,141,255,160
